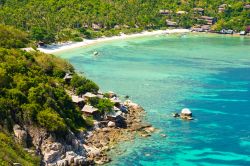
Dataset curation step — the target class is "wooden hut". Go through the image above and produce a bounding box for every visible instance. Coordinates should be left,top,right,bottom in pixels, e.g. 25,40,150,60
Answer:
83,92,97,100
63,73,73,84
166,20,177,27
193,8,204,15
176,11,188,15
82,105,99,117
71,95,85,107
159,10,171,15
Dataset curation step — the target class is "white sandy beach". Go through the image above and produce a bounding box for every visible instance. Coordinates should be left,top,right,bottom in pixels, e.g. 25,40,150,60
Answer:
37,29,190,54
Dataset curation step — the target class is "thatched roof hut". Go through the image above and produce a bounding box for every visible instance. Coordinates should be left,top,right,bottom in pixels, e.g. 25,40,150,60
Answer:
193,8,204,15
72,95,84,103
159,10,171,15
83,92,97,99
176,11,188,15
166,20,177,27
82,105,98,114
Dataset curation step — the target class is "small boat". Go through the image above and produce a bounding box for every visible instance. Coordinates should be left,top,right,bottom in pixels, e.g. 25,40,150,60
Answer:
93,51,99,56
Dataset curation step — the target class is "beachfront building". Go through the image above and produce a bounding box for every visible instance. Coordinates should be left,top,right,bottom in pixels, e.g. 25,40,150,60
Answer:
71,95,85,107
244,4,250,9
83,92,97,100
198,16,217,25
63,73,73,83
159,9,171,15
218,4,227,13
92,23,102,31
166,20,177,27
176,11,188,15
193,8,204,15
82,105,99,117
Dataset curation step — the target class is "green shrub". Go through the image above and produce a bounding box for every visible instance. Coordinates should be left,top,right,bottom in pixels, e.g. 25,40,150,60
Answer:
37,108,67,132
0,132,40,165
76,80,99,95
73,37,83,42
84,116,94,127
96,98,114,113
0,24,29,48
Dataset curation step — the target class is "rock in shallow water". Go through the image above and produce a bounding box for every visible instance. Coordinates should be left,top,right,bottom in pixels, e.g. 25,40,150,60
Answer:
107,121,116,127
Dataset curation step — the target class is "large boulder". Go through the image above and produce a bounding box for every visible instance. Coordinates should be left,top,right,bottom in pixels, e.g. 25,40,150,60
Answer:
107,121,116,128
13,124,27,147
43,142,64,163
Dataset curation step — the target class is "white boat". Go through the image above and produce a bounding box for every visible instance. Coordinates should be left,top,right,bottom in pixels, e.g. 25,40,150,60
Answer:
93,51,99,55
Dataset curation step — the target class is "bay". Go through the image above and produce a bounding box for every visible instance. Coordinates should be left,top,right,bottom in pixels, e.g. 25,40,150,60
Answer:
57,33,250,166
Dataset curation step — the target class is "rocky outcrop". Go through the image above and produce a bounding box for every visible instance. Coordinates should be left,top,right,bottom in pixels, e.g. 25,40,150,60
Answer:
13,124,28,147
84,100,154,165
12,98,150,165
23,126,88,166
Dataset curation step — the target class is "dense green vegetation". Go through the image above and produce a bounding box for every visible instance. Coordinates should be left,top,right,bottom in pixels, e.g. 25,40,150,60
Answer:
89,97,114,113
0,24,116,164
0,48,87,133
70,74,99,95
0,24,29,48
0,131,40,166
0,0,249,43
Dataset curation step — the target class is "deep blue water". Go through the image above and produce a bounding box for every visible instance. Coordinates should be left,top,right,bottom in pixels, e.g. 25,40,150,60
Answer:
57,34,250,166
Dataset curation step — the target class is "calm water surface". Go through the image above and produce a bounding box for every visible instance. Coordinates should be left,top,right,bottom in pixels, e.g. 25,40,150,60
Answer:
57,34,250,166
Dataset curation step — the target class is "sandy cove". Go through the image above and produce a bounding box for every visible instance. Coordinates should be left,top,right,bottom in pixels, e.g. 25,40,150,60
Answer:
37,29,191,54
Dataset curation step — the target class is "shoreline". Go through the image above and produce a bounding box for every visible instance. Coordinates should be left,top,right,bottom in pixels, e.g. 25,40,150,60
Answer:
84,100,155,165
37,29,191,54
37,29,249,54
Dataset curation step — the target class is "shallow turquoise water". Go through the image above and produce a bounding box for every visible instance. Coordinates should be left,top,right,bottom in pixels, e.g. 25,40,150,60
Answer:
57,34,250,166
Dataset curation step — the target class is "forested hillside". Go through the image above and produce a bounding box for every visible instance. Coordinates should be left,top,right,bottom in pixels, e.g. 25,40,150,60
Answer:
0,0,249,43
0,24,101,165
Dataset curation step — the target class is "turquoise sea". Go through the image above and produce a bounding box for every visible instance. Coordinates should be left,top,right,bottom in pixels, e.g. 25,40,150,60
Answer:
57,33,250,166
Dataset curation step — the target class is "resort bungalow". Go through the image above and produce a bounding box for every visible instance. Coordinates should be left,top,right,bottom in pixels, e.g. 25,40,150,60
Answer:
81,105,99,118
199,16,217,25
166,20,177,27
92,23,102,31
244,4,250,9
71,95,85,107
201,25,211,31
218,4,227,13
159,9,171,15
193,8,204,15
63,73,73,83
176,11,188,15
191,25,204,32
83,92,97,100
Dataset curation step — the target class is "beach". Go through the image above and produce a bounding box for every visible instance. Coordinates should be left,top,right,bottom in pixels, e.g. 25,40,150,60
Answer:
37,29,190,54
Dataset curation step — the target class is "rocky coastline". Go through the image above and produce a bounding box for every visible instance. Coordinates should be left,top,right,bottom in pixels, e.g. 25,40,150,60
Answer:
13,92,154,166
84,100,155,165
